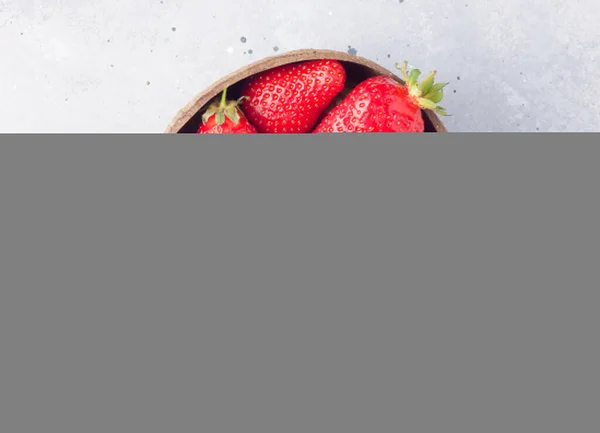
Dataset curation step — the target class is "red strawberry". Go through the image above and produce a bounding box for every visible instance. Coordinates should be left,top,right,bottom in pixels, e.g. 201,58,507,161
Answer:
240,60,346,133
313,62,449,133
198,87,257,134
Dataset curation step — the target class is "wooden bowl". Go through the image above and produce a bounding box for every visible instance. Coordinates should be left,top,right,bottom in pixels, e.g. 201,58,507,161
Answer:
165,49,448,133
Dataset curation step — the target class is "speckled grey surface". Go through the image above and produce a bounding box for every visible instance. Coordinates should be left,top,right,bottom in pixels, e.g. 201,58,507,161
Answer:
1,0,599,132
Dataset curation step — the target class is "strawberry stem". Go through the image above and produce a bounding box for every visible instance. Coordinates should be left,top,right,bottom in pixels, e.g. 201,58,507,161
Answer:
202,86,246,126
395,61,451,116
220,87,228,108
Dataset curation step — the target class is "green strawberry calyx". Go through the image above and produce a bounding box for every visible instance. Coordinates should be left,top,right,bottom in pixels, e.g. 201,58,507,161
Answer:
395,61,451,116
201,87,249,125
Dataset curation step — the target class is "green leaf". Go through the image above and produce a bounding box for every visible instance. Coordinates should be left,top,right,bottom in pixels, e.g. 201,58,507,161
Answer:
434,105,450,116
202,108,215,124
417,97,437,110
408,69,421,87
225,106,240,124
424,82,448,98
428,89,444,104
396,61,410,83
419,71,436,95
215,111,225,125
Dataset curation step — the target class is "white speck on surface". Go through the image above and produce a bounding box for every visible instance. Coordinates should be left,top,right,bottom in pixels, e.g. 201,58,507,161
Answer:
328,11,333,15
226,46,233,54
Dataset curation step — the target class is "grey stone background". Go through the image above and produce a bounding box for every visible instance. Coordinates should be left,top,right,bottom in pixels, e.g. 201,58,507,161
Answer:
1,0,599,132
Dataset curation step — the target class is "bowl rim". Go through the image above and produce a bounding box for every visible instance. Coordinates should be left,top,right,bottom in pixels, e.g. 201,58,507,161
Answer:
164,48,448,133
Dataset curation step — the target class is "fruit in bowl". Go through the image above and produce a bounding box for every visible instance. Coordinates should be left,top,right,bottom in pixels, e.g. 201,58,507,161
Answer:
166,49,449,134
313,62,448,133
239,59,347,134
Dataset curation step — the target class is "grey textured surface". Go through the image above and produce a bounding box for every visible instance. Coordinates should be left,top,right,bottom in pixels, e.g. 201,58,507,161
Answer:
1,0,599,132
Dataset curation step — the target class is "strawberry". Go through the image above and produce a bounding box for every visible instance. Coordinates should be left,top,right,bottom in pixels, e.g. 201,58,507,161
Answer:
198,87,257,134
313,62,449,133
239,60,347,133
